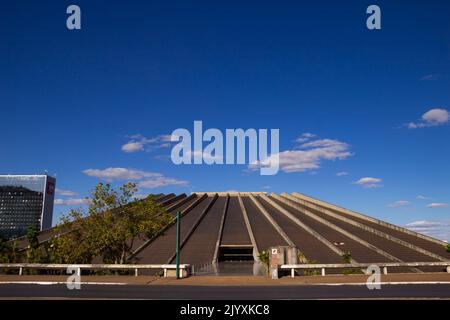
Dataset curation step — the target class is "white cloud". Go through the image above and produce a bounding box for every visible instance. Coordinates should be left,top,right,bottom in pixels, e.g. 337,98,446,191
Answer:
137,177,188,189
420,74,439,81
122,141,145,153
82,167,188,189
295,132,317,143
407,108,449,129
405,220,450,242
54,198,90,206
83,168,160,181
426,203,449,209
417,195,432,200
251,137,352,173
387,200,410,208
121,134,173,153
422,109,449,123
336,171,349,177
55,188,78,196
354,177,383,188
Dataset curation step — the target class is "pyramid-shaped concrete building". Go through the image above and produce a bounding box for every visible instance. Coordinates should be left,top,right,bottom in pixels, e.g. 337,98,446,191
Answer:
129,192,450,273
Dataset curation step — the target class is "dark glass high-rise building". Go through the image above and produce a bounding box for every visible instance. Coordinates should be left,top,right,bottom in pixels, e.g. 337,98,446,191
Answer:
0,175,55,240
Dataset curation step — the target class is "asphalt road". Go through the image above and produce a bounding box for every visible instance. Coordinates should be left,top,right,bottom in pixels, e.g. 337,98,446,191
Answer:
0,283,450,299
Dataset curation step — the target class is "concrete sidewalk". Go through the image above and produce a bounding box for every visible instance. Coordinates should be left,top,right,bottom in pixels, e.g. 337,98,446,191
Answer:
151,273,450,286
1,273,450,286
0,275,157,285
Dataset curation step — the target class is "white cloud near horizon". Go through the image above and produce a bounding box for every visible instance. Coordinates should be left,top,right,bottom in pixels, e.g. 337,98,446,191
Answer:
336,171,349,177
407,108,449,129
121,134,172,153
82,167,188,189
137,177,189,189
418,195,432,200
405,220,450,242
54,198,90,206
354,177,383,188
55,188,78,196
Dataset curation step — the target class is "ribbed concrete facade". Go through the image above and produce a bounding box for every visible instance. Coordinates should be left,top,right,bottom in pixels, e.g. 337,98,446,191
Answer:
130,192,450,273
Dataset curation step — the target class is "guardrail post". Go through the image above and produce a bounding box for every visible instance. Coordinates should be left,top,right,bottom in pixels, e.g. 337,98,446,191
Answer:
446,266,450,273
291,268,295,278
19,267,23,276
321,268,326,276
135,268,138,277
383,266,388,275
76,267,81,277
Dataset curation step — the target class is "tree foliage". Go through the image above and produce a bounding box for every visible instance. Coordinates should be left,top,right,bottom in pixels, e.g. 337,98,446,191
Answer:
47,182,172,264
258,250,270,276
258,250,269,266
0,236,20,263
25,226,46,263
342,251,352,264
298,251,317,264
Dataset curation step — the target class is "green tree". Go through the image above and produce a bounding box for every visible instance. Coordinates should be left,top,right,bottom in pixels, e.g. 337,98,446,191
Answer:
47,209,95,264
258,250,270,275
298,251,317,264
0,236,20,264
49,182,171,264
342,251,352,264
340,251,362,275
0,237,11,263
298,251,320,275
446,244,450,253
25,226,43,263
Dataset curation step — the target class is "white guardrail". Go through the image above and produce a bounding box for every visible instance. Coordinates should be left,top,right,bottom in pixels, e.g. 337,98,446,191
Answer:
281,262,450,277
0,263,191,278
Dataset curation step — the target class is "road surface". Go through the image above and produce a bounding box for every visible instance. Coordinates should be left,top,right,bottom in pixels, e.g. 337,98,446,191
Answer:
0,283,450,299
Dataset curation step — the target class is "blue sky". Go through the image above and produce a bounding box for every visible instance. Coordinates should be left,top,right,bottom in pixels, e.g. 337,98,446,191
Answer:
1,1,449,240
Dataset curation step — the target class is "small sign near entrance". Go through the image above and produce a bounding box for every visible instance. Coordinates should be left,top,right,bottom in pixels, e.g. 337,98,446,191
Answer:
268,246,298,280
269,247,280,279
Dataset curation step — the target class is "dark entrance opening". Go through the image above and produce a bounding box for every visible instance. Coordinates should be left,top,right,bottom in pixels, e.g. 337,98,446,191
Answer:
218,246,254,262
